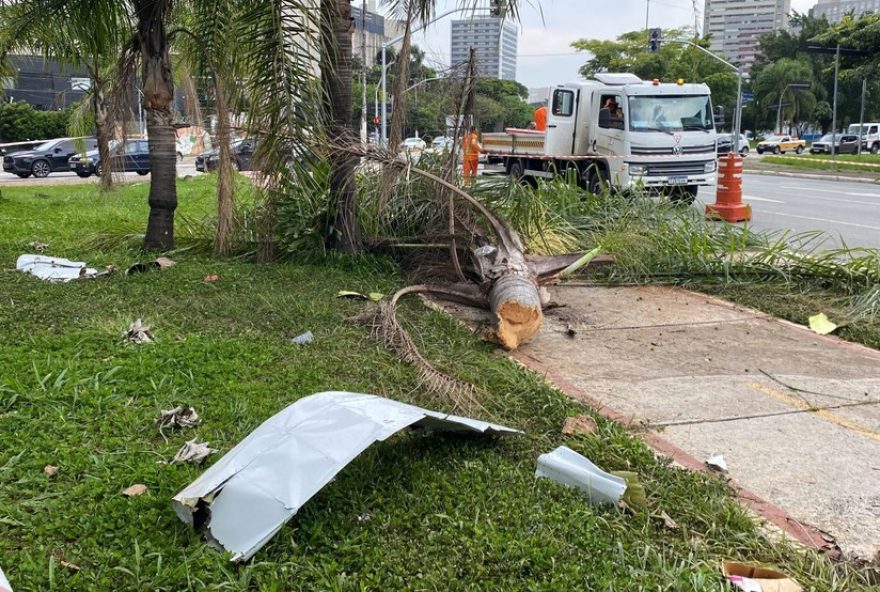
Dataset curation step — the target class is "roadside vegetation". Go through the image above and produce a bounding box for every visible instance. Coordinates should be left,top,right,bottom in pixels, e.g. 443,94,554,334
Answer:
2,177,878,590
760,155,880,175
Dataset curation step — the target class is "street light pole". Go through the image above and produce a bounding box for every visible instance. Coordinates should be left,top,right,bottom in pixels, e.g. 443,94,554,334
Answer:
360,0,368,144
670,39,744,153
381,7,470,146
857,78,867,156
830,43,840,172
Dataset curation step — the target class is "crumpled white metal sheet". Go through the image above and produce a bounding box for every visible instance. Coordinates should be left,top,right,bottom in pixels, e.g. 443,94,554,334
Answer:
16,254,97,282
0,564,12,592
173,391,522,561
535,446,627,506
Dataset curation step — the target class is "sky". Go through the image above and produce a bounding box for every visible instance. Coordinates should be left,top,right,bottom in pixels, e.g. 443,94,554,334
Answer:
389,0,817,89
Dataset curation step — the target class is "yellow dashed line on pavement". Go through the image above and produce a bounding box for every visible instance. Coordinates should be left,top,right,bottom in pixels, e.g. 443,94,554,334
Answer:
746,381,880,443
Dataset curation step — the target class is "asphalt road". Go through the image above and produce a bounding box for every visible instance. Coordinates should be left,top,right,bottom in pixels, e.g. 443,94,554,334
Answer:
699,173,880,249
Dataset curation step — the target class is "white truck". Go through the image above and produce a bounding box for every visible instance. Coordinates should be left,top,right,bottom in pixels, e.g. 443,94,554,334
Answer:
847,122,880,154
482,73,719,203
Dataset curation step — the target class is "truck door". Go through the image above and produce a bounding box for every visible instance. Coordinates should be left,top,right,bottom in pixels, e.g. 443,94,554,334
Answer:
545,87,578,157
592,92,626,158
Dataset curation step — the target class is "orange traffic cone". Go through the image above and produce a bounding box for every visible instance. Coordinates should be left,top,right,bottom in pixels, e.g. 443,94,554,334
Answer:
706,153,751,223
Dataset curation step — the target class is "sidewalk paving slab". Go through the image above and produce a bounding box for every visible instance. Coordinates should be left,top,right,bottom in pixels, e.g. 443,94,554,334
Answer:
433,285,880,560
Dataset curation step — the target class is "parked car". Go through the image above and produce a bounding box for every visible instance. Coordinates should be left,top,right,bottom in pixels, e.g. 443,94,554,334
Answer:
68,139,151,177
400,137,427,153
195,138,257,172
716,133,749,156
3,137,98,178
809,133,861,155
755,135,805,155
429,136,454,152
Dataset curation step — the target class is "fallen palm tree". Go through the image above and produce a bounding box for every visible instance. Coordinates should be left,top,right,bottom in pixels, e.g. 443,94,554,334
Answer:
337,144,609,410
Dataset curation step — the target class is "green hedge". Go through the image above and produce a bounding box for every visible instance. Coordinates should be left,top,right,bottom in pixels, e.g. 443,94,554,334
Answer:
0,100,72,143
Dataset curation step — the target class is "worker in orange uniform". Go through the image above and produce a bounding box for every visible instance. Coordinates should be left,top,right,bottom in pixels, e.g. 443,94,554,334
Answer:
461,126,482,187
534,103,548,131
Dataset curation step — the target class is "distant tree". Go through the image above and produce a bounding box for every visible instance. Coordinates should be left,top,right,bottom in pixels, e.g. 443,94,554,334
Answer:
572,29,738,125
754,58,817,133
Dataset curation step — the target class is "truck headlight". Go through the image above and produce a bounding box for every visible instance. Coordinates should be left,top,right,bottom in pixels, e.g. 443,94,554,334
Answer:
704,160,717,173
628,163,646,175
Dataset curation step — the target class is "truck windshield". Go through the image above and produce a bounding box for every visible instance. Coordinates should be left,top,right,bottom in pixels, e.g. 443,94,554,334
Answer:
628,95,713,132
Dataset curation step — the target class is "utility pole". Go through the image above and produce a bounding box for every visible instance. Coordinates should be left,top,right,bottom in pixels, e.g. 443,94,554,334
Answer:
857,78,867,156
645,0,650,33
360,0,368,145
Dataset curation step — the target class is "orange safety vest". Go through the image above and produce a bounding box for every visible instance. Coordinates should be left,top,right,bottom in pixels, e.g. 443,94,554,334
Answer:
534,106,548,131
462,132,482,157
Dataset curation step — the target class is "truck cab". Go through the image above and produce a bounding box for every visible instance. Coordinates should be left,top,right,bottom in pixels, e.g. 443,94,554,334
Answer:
847,123,880,154
544,74,717,197
482,74,718,202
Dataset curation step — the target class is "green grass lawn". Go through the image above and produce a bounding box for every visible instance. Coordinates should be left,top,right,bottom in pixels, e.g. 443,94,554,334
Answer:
0,178,871,590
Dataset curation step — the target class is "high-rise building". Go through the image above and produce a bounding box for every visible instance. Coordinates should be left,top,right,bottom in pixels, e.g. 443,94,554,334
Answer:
810,0,880,23
351,2,405,67
450,16,518,80
703,0,790,70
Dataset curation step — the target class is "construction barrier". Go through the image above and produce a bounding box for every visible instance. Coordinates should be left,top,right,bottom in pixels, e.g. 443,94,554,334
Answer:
706,153,751,223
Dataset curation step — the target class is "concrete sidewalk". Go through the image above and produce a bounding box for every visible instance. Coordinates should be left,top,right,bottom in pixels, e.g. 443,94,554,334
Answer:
438,285,880,560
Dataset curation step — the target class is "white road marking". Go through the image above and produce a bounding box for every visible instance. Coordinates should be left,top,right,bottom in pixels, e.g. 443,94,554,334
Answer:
755,210,880,231
743,195,785,203
779,184,880,199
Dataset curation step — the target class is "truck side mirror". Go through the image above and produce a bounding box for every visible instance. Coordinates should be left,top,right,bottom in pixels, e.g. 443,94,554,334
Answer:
713,106,725,126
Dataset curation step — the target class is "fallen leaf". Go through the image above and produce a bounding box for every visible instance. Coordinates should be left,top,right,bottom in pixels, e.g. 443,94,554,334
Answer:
561,415,598,436
809,313,838,335
337,290,368,300
203,274,220,283
60,560,80,572
122,484,148,497
368,292,384,302
611,470,648,512
660,510,679,530
44,465,59,477
154,257,175,268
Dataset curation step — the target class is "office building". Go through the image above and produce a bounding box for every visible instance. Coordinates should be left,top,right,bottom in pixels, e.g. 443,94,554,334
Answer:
450,16,518,80
810,0,880,23
351,1,405,67
703,0,790,70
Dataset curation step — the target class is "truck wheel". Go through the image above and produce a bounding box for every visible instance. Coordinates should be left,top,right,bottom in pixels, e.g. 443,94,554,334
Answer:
795,146,803,154
670,185,697,205
508,160,525,183
585,165,608,195
773,146,781,155
872,143,879,155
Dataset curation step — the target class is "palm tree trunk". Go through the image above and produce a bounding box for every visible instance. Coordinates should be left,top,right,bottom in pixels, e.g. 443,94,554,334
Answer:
388,2,415,150
213,75,235,255
138,0,178,252
321,0,361,253
90,70,114,192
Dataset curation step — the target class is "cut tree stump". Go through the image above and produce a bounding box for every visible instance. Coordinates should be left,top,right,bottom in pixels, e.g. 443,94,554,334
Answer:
489,273,543,350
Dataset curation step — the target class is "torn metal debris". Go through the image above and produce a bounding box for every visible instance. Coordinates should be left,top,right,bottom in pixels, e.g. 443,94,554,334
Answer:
706,452,728,473
172,391,521,561
126,257,176,275
124,319,154,344
16,254,97,283
291,331,314,345
172,440,217,464
0,565,11,592
156,406,200,431
535,446,627,506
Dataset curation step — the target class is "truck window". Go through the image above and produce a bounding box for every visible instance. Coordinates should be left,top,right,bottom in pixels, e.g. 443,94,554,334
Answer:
598,94,624,130
552,90,574,117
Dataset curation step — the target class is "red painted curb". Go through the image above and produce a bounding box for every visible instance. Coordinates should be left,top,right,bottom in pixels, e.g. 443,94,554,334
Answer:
510,349,841,558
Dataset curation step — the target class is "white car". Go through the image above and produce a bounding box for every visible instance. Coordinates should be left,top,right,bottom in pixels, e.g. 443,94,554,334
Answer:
400,137,427,153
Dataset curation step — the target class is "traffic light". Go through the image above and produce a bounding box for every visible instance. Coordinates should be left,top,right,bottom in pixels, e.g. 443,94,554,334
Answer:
489,0,503,17
648,28,662,53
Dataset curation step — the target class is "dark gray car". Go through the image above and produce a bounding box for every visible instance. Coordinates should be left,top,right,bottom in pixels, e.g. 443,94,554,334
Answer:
810,134,860,155
3,137,98,178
